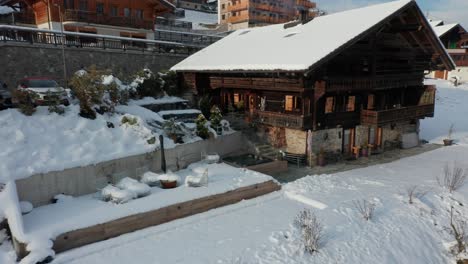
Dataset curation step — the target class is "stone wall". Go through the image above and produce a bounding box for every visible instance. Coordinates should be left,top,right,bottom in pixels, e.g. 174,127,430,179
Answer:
285,128,307,154
309,127,343,154
15,132,247,207
0,43,186,88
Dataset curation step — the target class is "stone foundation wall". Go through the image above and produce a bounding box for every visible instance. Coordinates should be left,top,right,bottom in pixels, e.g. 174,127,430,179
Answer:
285,128,307,154
309,127,343,154
0,43,186,88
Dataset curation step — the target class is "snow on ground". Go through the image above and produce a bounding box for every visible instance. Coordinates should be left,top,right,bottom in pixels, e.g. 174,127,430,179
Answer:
0,105,158,182
36,79,468,264
421,79,468,145
177,9,218,30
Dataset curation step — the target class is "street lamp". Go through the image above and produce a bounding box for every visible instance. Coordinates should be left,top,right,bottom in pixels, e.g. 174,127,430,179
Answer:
53,3,68,88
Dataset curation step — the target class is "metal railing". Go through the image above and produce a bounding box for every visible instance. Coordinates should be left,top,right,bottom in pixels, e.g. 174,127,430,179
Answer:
64,9,153,30
0,25,202,55
154,29,223,46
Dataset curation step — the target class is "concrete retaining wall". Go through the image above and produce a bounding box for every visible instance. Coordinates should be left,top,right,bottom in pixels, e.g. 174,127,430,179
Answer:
15,132,247,207
0,43,186,88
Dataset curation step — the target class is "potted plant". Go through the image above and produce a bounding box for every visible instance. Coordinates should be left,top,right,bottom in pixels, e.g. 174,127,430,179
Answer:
158,172,180,189
443,124,455,146
317,148,326,167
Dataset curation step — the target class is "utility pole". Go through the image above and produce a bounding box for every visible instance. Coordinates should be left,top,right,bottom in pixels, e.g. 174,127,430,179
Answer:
54,3,68,88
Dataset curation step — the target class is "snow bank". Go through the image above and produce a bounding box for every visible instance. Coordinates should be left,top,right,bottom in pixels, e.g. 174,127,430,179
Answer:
0,105,158,182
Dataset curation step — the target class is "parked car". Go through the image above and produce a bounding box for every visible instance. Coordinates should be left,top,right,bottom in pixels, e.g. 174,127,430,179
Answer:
0,80,12,110
14,77,69,106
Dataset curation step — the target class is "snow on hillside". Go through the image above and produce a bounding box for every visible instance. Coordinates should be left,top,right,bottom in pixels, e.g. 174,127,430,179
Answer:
421,79,468,145
0,104,163,182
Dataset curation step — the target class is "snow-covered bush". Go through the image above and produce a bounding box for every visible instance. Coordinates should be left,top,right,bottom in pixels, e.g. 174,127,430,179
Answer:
406,185,430,204
294,209,323,254
121,115,138,126
196,114,210,139
69,65,120,119
101,184,136,204
12,89,36,116
135,69,164,98
353,199,375,221
116,177,151,198
161,71,183,96
449,207,467,256
163,118,185,143
437,163,467,193
210,105,223,134
46,90,66,115
141,171,161,186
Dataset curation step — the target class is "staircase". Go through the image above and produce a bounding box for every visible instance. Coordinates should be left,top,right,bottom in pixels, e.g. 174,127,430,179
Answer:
254,144,280,160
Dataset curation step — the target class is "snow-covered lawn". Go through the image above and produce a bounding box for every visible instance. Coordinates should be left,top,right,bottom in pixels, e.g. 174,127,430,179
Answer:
42,80,468,264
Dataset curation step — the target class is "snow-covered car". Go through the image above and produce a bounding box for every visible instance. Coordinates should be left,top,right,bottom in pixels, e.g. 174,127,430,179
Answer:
0,80,12,110
14,77,70,106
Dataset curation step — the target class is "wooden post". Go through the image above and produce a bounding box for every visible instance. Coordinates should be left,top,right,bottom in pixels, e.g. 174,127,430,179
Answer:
160,135,166,173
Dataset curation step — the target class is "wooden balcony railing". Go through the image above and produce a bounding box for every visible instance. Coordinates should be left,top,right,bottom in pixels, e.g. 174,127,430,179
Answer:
361,104,435,126
228,15,249,24
210,76,305,91
325,75,424,92
254,110,311,129
228,2,249,12
64,10,153,30
249,15,290,24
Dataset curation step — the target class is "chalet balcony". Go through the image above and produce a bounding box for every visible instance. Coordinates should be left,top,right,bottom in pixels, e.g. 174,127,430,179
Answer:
228,2,249,12
322,111,360,129
228,15,249,24
253,110,312,129
210,76,306,91
325,75,424,92
249,15,290,24
64,10,153,30
360,104,435,126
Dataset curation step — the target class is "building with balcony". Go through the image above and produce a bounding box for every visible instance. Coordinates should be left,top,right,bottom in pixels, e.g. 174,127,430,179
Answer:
0,0,178,39
219,0,315,30
172,0,454,165
428,20,468,83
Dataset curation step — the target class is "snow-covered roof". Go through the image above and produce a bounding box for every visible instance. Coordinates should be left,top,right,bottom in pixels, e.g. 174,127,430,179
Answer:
172,0,425,72
0,5,13,14
428,19,443,27
432,23,460,38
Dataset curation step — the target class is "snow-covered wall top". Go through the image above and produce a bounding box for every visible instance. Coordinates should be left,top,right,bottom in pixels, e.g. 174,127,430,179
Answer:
171,0,415,72
432,23,460,38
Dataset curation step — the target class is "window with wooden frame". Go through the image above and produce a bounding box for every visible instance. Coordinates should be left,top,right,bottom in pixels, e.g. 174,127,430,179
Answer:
325,97,334,114
284,95,302,112
110,6,118,16
96,3,104,15
233,93,240,104
124,8,131,17
367,94,375,110
346,96,356,112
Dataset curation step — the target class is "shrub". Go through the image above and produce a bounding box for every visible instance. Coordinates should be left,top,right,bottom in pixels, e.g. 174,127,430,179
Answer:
353,199,375,221
12,89,36,116
161,71,183,96
136,76,164,98
406,185,430,204
163,118,185,143
195,114,210,139
449,207,467,256
437,163,467,193
69,65,120,119
46,90,65,115
235,100,245,111
198,95,212,118
121,116,138,126
210,105,223,133
294,209,323,254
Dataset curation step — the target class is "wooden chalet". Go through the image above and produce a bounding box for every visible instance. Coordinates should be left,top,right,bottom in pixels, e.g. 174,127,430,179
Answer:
430,20,468,82
172,0,454,163
0,0,177,39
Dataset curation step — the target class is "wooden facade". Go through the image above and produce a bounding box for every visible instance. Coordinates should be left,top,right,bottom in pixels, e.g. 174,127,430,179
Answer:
219,0,316,29
0,0,175,36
